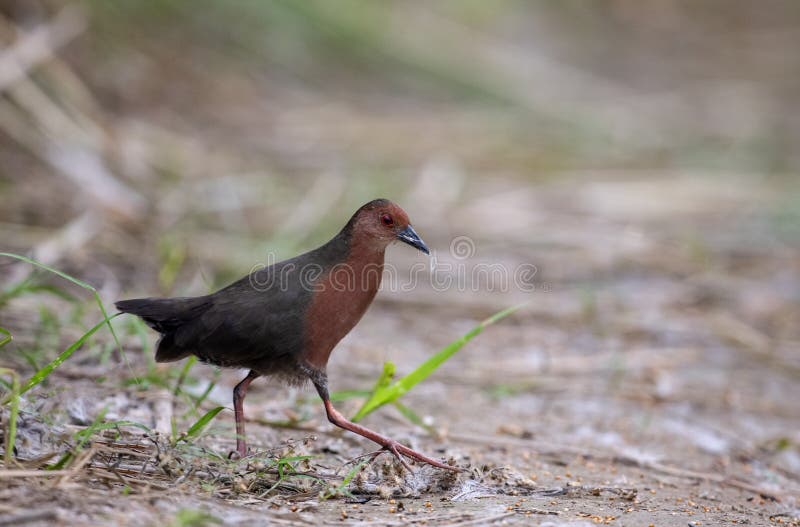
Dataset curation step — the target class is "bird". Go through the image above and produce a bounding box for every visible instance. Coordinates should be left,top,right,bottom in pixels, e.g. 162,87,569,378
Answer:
116,199,456,471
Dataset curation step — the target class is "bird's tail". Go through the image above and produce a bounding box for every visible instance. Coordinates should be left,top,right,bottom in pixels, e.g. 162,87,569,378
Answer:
115,296,212,362
115,296,212,333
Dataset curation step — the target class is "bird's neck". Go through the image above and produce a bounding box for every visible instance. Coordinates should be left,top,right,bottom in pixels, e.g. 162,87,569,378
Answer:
301,230,385,370
324,225,387,266
314,229,387,290
347,237,386,278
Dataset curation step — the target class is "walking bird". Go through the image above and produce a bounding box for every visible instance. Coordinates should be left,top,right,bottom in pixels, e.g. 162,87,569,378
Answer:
116,199,455,470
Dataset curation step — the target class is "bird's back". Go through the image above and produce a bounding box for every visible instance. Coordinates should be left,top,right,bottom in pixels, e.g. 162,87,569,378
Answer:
181,259,315,378
116,239,347,379
116,202,403,380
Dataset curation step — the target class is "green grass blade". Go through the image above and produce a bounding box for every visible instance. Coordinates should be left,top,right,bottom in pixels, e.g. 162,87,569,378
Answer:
0,280,78,307
126,316,151,355
182,406,225,442
0,327,11,348
49,408,101,471
392,400,437,435
49,413,150,471
0,252,122,357
7,313,122,401
360,361,395,402
322,459,367,499
158,237,187,293
187,372,219,416
0,253,95,290
328,389,370,402
166,509,222,527
0,368,21,467
74,420,151,447
352,304,523,422
374,362,395,389
173,356,197,397
278,455,314,463
327,363,394,404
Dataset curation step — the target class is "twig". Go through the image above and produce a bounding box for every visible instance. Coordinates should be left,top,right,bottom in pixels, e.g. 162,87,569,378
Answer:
0,469,73,478
56,446,95,487
84,467,170,492
0,9,147,223
0,5,86,92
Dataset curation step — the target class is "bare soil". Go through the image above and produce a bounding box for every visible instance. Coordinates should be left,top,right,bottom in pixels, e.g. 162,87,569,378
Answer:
2,176,800,526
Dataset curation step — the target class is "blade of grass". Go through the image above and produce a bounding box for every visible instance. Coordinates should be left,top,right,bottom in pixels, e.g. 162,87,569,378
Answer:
158,237,187,293
275,454,314,478
0,279,78,307
126,316,151,355
193,371,220,410
0,327,11,348
0,252,122,357
0,313,122,404
173,356,197,397
392,400,437,436
0,368,20,468
49,408,106,470
352,304,523,422
74,420,151,447
166,509,222,527
328,389,370,402
181,370,220,419
322,460,367,499
253,454,318,498
48,410,149,470
178,406,225,443
356,361,395,406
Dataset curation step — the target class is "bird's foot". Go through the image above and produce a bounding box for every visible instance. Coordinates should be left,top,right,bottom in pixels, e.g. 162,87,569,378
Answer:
320,398,461,472
372,439,460,472
375,440,413,472
228,444,249,460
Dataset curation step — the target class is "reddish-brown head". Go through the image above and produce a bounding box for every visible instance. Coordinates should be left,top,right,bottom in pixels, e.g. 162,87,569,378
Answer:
347,199,429,254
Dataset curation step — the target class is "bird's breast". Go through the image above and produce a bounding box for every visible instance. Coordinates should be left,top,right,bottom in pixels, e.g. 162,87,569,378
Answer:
302,249,384,370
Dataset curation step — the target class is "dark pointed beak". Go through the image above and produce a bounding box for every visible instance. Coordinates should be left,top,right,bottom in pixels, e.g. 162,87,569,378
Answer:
397,225,430,255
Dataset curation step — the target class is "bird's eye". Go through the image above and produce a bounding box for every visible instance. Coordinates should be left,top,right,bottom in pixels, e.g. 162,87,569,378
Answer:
381,214,394,226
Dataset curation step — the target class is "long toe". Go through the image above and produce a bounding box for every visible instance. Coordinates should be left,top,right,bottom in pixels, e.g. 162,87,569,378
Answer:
383,442,413,472
395,443,461,471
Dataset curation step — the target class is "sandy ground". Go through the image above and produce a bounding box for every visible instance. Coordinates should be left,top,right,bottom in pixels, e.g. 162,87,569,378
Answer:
2,175,799,527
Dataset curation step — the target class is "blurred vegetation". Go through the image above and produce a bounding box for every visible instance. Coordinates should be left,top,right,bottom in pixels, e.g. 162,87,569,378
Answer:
0,0,798,289
78,0,800,170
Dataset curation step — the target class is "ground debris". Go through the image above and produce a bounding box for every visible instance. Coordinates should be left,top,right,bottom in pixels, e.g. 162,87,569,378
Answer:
348,455,462,498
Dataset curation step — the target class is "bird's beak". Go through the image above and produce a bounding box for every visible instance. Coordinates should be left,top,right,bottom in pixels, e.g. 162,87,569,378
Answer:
396,225,430,255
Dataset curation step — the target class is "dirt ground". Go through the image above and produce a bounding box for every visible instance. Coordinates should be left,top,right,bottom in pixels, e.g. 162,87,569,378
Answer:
3,175,800,526
2,2,800,526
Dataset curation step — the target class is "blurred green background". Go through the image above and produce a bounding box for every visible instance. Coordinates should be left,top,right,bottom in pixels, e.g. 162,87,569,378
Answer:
1,0,799,293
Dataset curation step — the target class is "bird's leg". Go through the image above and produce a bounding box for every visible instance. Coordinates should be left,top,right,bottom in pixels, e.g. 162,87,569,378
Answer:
313,378,458,472
232,370,260,458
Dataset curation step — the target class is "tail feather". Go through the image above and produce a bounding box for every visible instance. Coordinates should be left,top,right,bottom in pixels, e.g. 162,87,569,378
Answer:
115,296,212,362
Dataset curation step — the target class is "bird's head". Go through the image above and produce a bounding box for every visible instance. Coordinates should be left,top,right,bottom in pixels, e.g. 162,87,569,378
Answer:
348,199,430,255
